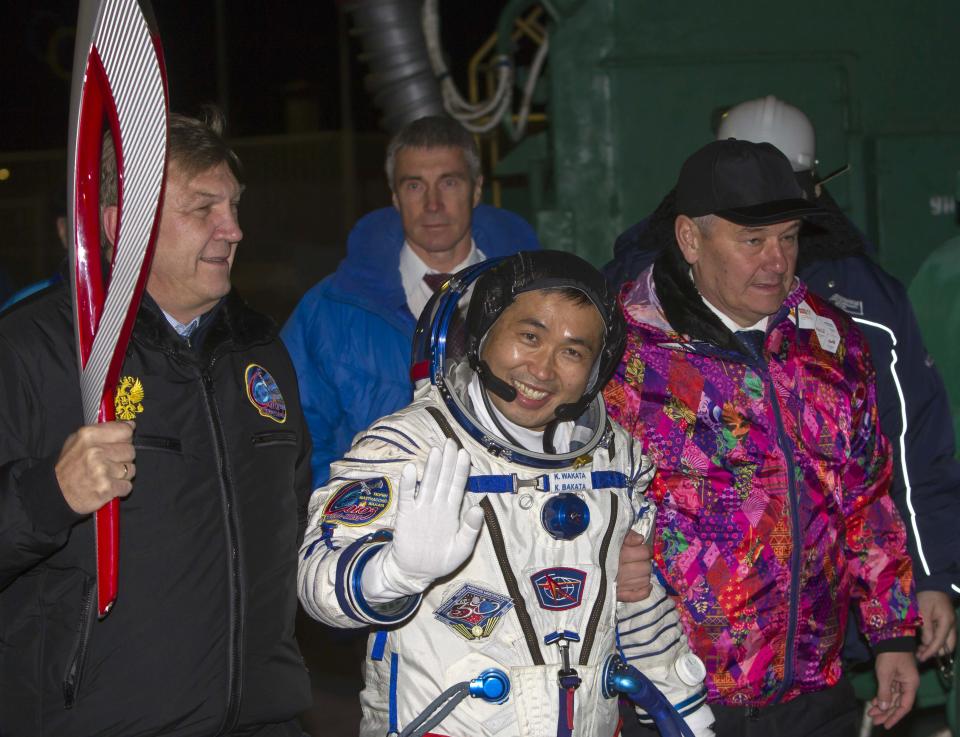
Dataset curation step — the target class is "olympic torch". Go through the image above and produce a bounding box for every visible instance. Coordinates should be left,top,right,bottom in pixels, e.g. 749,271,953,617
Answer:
66,0,168,617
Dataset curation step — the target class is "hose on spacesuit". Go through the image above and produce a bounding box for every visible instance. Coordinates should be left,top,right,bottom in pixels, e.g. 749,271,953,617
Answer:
605,656,697,737
397,668,510,737
398,681,470,737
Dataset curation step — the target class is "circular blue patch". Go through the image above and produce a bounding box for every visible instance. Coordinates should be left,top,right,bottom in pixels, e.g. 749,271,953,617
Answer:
245,364,286,423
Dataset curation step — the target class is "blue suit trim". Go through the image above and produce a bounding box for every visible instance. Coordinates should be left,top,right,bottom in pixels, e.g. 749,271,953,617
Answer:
371,630,388,662
334,531,421,625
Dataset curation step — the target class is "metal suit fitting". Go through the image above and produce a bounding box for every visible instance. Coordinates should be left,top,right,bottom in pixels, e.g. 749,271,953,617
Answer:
541,492,590,540
468,668,511,704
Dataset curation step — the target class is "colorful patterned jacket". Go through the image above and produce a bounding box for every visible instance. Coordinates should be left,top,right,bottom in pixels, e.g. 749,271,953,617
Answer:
603,266,920,707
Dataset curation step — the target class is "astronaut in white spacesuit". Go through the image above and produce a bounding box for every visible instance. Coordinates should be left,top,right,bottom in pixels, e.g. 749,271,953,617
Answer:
298,251,714,737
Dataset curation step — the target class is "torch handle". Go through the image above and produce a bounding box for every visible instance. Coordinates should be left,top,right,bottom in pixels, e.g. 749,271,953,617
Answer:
95,392,119,617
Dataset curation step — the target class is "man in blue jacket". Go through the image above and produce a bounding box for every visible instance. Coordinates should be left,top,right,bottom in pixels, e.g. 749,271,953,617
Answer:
606,96,960,666
282,116,539,487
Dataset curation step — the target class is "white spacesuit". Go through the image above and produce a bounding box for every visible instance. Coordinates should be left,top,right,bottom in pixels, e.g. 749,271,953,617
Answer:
298,252,714,737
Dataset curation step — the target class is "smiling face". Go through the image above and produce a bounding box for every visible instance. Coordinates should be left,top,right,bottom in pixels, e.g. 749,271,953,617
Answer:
480,289,604,431
144,161,244,323
391,145,482,271
675,215,800,327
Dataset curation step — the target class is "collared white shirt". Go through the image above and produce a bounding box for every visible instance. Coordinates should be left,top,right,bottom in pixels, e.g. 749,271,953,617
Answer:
399,240,485,319
689,268,768,333
160,308,201,338
700,296,768,333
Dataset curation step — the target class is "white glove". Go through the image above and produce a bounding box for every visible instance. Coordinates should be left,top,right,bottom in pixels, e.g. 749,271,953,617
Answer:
361,439,485,603
682,704,715,737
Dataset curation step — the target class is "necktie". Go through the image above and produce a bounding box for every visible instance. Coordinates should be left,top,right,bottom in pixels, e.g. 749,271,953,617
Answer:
735,329,766,364
423,272,464,358
423,272,453,293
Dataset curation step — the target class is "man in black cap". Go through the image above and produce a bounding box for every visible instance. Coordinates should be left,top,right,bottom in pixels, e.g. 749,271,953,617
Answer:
603,139,921,736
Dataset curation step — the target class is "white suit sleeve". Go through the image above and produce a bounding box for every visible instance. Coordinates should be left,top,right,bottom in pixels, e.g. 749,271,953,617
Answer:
298,428,426,628
616,583,714,736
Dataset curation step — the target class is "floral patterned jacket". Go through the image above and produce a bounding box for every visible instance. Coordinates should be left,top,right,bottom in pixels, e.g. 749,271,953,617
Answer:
603,266,920,707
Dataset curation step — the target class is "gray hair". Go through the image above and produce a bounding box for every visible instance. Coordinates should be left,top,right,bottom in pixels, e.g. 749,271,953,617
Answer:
692,214,716,236
100,106,243,207
384,115,481,192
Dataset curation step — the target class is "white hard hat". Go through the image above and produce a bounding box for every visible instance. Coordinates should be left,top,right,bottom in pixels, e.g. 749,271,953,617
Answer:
717,95,816,172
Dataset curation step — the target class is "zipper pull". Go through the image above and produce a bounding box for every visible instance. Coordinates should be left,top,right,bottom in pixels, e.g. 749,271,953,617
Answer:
545,630,582,691
545,631,581,737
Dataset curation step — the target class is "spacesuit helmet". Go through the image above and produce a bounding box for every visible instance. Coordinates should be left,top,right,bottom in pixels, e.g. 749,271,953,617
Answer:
465,250,625,421
410,251,626,467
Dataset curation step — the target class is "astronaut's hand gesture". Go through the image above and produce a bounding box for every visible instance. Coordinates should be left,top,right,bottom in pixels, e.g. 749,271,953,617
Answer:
361,439,485,602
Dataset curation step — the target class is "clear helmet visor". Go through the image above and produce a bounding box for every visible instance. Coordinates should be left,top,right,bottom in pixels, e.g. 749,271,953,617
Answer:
410,259,609,469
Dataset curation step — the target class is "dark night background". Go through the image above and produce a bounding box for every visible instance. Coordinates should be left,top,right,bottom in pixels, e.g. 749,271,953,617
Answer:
0,2,511,323
1,2,501,148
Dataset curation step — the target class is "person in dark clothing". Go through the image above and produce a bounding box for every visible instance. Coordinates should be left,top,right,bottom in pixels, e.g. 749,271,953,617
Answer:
605,97,960,668
0,264,16,306
0,189,67,313
0,111,312,737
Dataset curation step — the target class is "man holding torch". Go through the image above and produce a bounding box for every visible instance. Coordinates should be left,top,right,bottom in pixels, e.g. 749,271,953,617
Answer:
0,109,313,737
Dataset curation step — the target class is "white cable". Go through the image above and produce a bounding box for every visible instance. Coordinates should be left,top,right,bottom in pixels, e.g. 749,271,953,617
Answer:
421,0,557,137
421,0,447,78
442,58,512,119
454,78,514,133
507,32,549,140
420,0,550,137
422,0,512,121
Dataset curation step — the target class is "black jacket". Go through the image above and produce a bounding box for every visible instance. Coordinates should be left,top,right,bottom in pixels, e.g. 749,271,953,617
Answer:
0,285,312,736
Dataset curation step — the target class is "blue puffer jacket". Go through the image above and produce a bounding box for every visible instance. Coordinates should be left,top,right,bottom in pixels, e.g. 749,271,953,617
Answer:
282,204,539,486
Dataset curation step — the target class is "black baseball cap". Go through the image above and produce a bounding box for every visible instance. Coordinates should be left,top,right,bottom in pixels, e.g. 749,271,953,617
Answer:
676,138,824,225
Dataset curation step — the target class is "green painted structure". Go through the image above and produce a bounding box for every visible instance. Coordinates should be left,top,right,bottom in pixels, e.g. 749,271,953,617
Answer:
910,235,960,445
497,0,960,287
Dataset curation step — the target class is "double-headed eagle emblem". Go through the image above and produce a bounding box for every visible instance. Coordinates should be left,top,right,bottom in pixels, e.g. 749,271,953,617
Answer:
114,376,144,420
